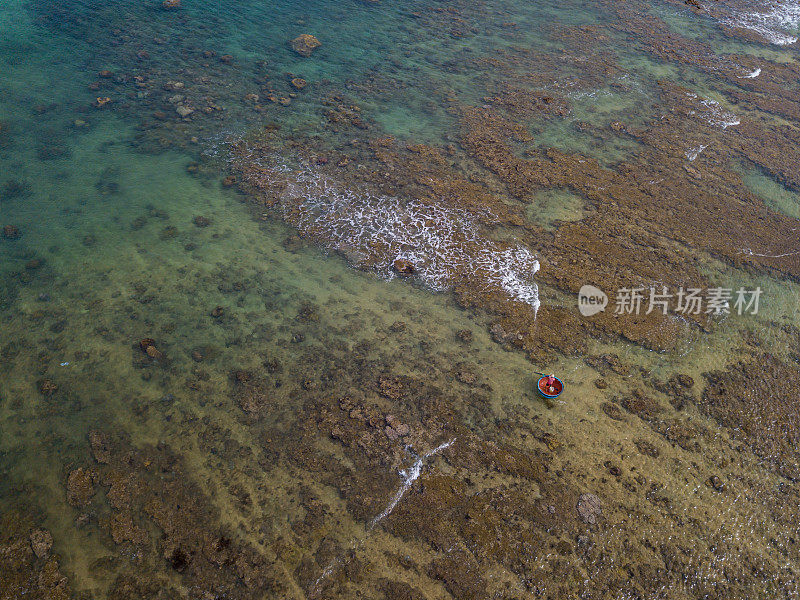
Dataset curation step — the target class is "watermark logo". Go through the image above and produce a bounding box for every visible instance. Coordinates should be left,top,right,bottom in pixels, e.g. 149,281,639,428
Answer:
578,285,608,317
577,285,762,317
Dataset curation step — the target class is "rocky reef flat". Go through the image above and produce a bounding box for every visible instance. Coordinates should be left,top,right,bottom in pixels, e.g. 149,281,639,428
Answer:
2,0,800,598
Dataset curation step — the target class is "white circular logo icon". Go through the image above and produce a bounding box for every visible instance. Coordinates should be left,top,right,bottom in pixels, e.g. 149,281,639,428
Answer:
578,285,608,317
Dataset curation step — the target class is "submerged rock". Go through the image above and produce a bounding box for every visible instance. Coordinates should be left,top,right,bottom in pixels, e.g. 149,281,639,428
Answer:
29,529,53,559
37,379,58,396
66,468,97,507
290,34,321,57
576,493,602,524
2,224,20,239
175,105,194,118
139,338,164,361
392,258,415,276
89,430,112,464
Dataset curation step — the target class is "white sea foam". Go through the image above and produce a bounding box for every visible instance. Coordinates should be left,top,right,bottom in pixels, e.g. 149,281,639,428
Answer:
721,1,800,45
686,93,741,129
685,144,707,161
278,166,541,310
369,439,454,529
700,99,741,129
310,438,455,595
742,247,800,258
739,67,763,78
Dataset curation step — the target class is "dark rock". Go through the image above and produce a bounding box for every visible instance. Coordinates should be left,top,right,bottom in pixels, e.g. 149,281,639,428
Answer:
38,379,58,396
139,339,164,361
706,475,725,491
66,468,97,507
88,430,112,464
290,34,322,58
381,580,427,600
2,224,21,239
29,529,53,559
392,258,415,276
620,389,661,419
167,547,190,572
601,402,624,421
159,226,178,240
634,438,660,458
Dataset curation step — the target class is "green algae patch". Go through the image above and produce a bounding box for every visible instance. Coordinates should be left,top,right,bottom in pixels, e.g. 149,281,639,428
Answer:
526,188,589,230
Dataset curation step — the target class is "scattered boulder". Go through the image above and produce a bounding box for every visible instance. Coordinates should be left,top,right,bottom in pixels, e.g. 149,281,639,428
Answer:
620,389,661,419
456,329,473,343
236,382,271,420
37,379,58,396
634,438,660,458
576,493,602,524
66,467,97,507
378,376,403,400
455,368,476,385
88,430,112,464
2,224,20,239
290,34,321,57
175,105,194,118
392,258,415,276
585,353,630,376
29,529,53,559
139,338,164,360
489,322,522,344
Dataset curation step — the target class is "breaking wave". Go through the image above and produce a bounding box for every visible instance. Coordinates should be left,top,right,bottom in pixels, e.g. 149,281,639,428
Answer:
686,93,741,129
721,0,800,45
272,163,541,310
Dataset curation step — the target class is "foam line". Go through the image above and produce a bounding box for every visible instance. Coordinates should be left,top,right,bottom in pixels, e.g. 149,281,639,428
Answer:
276,164,541,310
721,1,800,46
369,439,455,529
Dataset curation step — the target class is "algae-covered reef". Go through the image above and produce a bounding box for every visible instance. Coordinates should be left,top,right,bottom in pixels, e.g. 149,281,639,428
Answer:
2,0,800,598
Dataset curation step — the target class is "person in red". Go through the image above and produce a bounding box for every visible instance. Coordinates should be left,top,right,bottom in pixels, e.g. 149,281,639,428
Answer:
545,374,556,394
